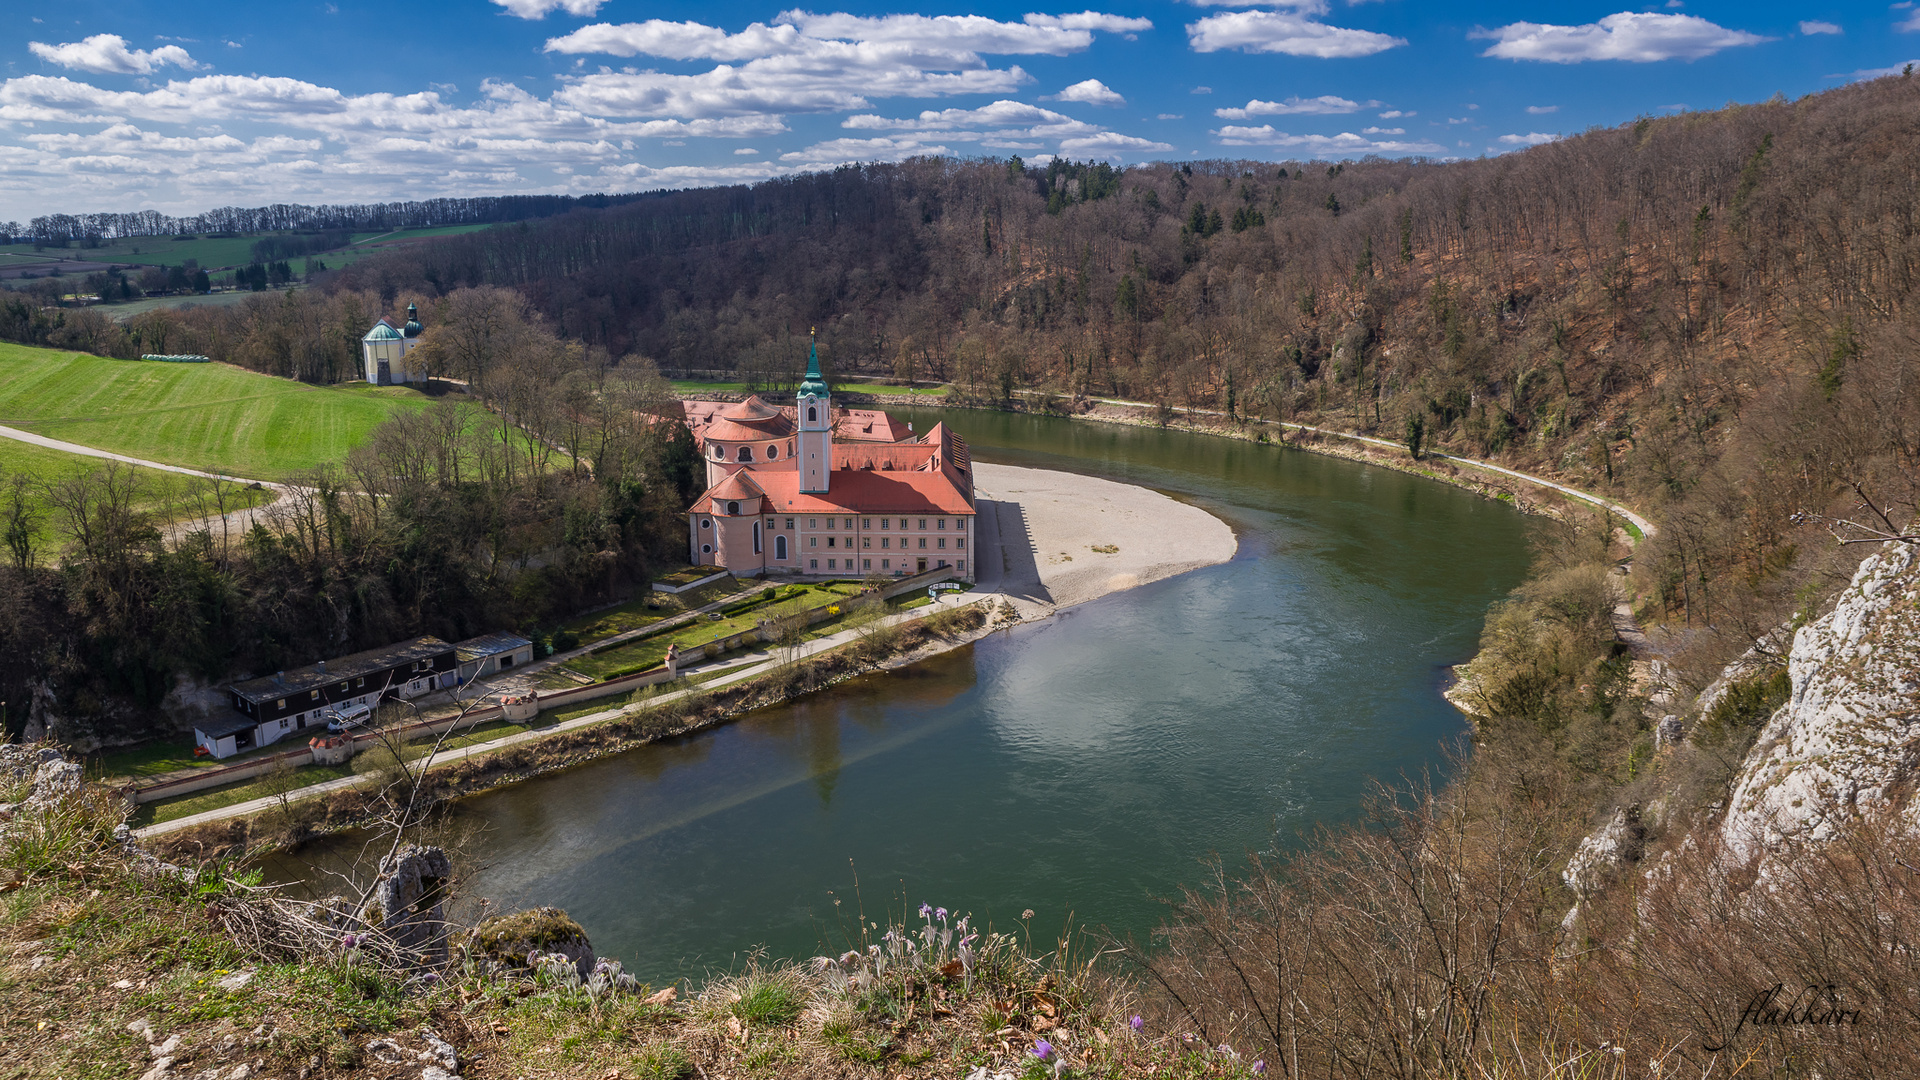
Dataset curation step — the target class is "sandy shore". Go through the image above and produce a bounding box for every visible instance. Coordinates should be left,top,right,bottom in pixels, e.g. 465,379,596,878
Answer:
972,462,1237,613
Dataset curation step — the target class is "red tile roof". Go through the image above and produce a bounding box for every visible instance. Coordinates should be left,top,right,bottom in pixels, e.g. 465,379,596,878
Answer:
743,469,974,515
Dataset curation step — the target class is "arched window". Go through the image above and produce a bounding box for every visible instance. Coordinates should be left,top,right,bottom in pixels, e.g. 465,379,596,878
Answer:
710,445,723,459
775,534,788,560
753,521,762,554
807,407,817,422
738,445,753,462
726,501,740,515
767,444,779,459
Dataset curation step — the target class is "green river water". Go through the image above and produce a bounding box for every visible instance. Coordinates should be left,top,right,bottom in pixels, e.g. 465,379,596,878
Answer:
276,411,1534,983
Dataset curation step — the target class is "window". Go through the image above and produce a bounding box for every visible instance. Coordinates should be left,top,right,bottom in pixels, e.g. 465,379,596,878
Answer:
808,518,817,529
827,536,836,548
276,698,286,710
938,559,948,568
702,543,712,554
862,518,871,529
956,537,965,549
355,678,364,688
767,444,779,459
862,537,871,548
726,500,740,515
809,558,818,569
938,518,947,530
918,537,927,548
810,536,818,547
918,518,927,530
807,406,818,422
776,534,788,560
701,518,711,529
710,445,723,459
828,559,837,569
785,518,795,530
958,560,966,571
880,518,889,530
737,446,753,462
862,559,871,570
881,559,891,569
753,521,762,554
339,682,349,692
844,518,854,529
309,690,321,701
881,537,890,549
937,538,946,549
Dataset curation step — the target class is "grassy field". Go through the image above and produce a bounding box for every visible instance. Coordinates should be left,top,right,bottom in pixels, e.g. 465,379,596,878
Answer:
0,436,274,558
103,287,285,321
670,379,951,397
0,223,496,270
558,580,737,647
563,581,871,681
0,342,433,479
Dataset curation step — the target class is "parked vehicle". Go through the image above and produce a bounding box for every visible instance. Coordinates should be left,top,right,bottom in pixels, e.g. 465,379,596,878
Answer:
324,703,373,733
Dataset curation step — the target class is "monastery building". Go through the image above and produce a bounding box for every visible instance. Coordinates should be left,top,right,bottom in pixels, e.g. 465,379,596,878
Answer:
682,339,976,582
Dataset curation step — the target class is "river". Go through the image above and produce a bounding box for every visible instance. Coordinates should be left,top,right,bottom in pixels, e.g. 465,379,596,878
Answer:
273,410,1534,983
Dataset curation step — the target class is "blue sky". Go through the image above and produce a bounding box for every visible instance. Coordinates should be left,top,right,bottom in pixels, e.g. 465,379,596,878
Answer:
1,0,1915,217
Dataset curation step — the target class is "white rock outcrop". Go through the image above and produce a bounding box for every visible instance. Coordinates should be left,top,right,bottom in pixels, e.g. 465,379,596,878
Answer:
1720,541,1920,868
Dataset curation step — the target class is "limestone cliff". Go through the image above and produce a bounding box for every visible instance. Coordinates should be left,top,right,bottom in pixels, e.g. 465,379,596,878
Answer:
1719,541,1920,868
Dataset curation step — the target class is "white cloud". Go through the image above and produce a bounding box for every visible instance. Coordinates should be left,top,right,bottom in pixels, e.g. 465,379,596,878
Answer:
1053,78,1125,105
1901,10,1920,32
1842,57,1920,79
734,147,760,154
28,34,203,75
1213,124,1446,154
493,0,607,19
541,12,1149,119
1474,13,1769,62
1156,112,1183,119
1496,131,1560,146
1188,10,1406,56
1213,94,1364,118
1192,85,1212,94
1526,104,1559,114
1799,20,1842,35
1378,108,1411,118
1362,125,1403,134
832,99,1169,159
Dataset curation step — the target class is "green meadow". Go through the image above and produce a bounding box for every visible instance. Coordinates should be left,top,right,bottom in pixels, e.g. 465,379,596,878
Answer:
0,343,430,480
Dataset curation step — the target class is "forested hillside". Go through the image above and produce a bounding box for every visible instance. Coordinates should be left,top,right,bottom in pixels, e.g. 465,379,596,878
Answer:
329,73,1920,688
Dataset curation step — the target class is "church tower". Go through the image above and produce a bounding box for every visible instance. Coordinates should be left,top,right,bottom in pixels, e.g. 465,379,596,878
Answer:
797,331,831,493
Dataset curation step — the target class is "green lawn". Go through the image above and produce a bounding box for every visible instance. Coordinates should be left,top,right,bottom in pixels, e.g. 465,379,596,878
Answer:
0,436,274,561
0,342,434,479
133,763,358,826
0,224,496,271
566,582,869,680
557,581,736,647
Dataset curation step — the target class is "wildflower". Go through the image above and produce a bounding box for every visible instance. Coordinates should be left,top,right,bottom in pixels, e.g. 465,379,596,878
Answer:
1032,1039,1053,1060
1252,1062,1268,1075
1129,1015,1144,1033
919,902,932,917
1021,908,1035,920
421,972,440,984
935,907,948,922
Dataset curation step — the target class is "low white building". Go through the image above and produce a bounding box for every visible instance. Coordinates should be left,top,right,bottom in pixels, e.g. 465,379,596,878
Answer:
362,303,426,385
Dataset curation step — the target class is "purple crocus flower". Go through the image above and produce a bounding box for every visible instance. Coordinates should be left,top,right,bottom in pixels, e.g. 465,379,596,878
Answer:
935,907,948,922
1129,1014,1144,1032
1031,1039,1053,1060
1252,1061,1268,1075
918,902,932,917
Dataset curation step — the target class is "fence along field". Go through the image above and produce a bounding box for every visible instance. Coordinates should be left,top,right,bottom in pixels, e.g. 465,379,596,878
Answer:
0,342,434,480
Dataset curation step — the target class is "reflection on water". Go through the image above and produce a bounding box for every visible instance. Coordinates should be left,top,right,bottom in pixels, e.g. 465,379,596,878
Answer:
271,412,1535,983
